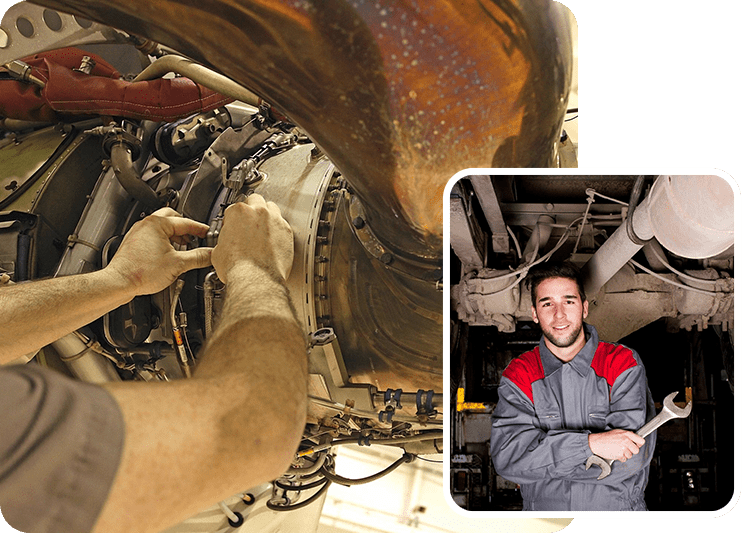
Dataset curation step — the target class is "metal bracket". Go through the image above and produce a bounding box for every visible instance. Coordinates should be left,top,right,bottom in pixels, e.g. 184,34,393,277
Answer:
415,389,438,420
379,388,403,422
1,2,130,65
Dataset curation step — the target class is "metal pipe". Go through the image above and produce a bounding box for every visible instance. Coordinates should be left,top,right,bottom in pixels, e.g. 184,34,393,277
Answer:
643,239,671,272
51,167,134,383
581,176,734,300
133,54,261,108
521,215,555,265
110,142,161,212
582,187,656,299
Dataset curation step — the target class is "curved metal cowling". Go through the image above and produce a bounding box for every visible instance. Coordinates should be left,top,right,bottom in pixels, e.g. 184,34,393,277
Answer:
32,0,573,263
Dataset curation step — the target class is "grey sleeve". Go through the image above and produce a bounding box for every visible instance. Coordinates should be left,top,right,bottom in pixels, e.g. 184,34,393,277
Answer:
490,379,594,485
567,361,657,486
587,360,656,485
0,364,124,533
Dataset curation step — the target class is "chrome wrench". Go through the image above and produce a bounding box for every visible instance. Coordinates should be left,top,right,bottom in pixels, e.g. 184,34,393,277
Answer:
585,391,692,480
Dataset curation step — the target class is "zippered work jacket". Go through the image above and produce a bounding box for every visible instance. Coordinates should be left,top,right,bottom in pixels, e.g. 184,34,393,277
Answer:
490,324,656,511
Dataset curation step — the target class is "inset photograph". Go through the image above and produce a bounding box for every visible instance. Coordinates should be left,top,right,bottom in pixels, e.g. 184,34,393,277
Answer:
448,175,734,512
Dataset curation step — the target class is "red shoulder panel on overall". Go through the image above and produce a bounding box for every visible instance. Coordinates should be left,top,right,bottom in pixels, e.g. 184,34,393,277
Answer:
502,347,545,403
590,342,637,388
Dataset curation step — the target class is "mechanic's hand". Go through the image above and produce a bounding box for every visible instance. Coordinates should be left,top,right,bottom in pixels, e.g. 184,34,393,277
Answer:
211,193,294,283
106,208,212,296
588,429,645,463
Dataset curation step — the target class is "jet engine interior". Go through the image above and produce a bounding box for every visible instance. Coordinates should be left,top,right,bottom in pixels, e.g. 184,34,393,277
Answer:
449,175,734,511
1,0,577,530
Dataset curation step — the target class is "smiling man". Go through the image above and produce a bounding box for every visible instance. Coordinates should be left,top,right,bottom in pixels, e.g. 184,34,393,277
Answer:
489,262,656,511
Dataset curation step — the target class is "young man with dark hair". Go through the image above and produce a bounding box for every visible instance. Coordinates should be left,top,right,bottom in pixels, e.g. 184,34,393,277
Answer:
489,261,656,511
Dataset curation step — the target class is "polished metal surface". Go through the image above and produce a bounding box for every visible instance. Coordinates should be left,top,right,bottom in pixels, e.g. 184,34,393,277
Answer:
32,0,573,263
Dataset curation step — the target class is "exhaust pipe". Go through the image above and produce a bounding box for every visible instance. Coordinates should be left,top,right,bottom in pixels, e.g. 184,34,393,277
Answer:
582,175,734,299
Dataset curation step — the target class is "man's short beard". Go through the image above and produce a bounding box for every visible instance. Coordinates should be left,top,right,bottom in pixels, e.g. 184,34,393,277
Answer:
542,322,585,349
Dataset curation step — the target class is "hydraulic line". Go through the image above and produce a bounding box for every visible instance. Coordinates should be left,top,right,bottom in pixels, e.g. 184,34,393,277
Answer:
297,429,443,457
628,259,720,296
109,142,162,212
266,480,331,512
274,477,328,491
319,453,416,486
307,396,443,427
170,279,193,377
133,54,262,107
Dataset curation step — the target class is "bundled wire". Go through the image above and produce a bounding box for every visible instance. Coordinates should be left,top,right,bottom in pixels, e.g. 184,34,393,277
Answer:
266,479,332,511
269,455,335,512
296,425,443,456
462,214,587,297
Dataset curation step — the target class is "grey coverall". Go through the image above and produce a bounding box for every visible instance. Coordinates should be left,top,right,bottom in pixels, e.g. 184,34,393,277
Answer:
0,364,123,533
490,324,656,511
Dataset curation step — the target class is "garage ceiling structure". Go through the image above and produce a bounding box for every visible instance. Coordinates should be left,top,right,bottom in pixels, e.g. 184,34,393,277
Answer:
448,175,734,511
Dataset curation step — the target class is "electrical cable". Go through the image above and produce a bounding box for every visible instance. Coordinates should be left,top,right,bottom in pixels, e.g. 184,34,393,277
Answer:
319,453,416,486
589,189,629,206
506,225,522,259
628,259,721,296
274,478,328,491
651,253,718,287
462,215,586,297
266,480,331,511
415,456,444,464
307,396,443,426
288,450,330,476
572,191,595,255
297,427,443,457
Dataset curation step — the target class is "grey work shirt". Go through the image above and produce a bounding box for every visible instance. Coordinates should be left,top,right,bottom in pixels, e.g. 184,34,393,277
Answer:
0,364,124,533
490,324,656,511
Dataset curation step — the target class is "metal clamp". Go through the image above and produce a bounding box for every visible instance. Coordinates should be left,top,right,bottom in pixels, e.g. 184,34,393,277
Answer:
416,389,438,419
379,388,403,422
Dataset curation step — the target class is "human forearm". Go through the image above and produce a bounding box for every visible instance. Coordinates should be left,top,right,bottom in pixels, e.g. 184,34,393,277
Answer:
0,269,134,363
196,262,307,462
92,195,305,533
93,263,307,533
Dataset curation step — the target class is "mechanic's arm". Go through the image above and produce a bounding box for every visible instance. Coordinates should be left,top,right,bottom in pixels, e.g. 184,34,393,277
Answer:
490,379,594,485
581,360,655,484
553,360,653,485
92,194,307,533
0,208,212,363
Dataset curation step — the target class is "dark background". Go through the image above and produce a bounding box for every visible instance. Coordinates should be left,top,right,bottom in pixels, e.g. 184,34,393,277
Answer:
0,0,742,533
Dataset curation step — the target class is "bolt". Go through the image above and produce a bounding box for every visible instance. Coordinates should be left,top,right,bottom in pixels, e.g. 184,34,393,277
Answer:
352,216,366,229
380,253,393,265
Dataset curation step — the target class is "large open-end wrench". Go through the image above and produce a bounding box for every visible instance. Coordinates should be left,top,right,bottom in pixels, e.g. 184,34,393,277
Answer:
585,391,692,480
